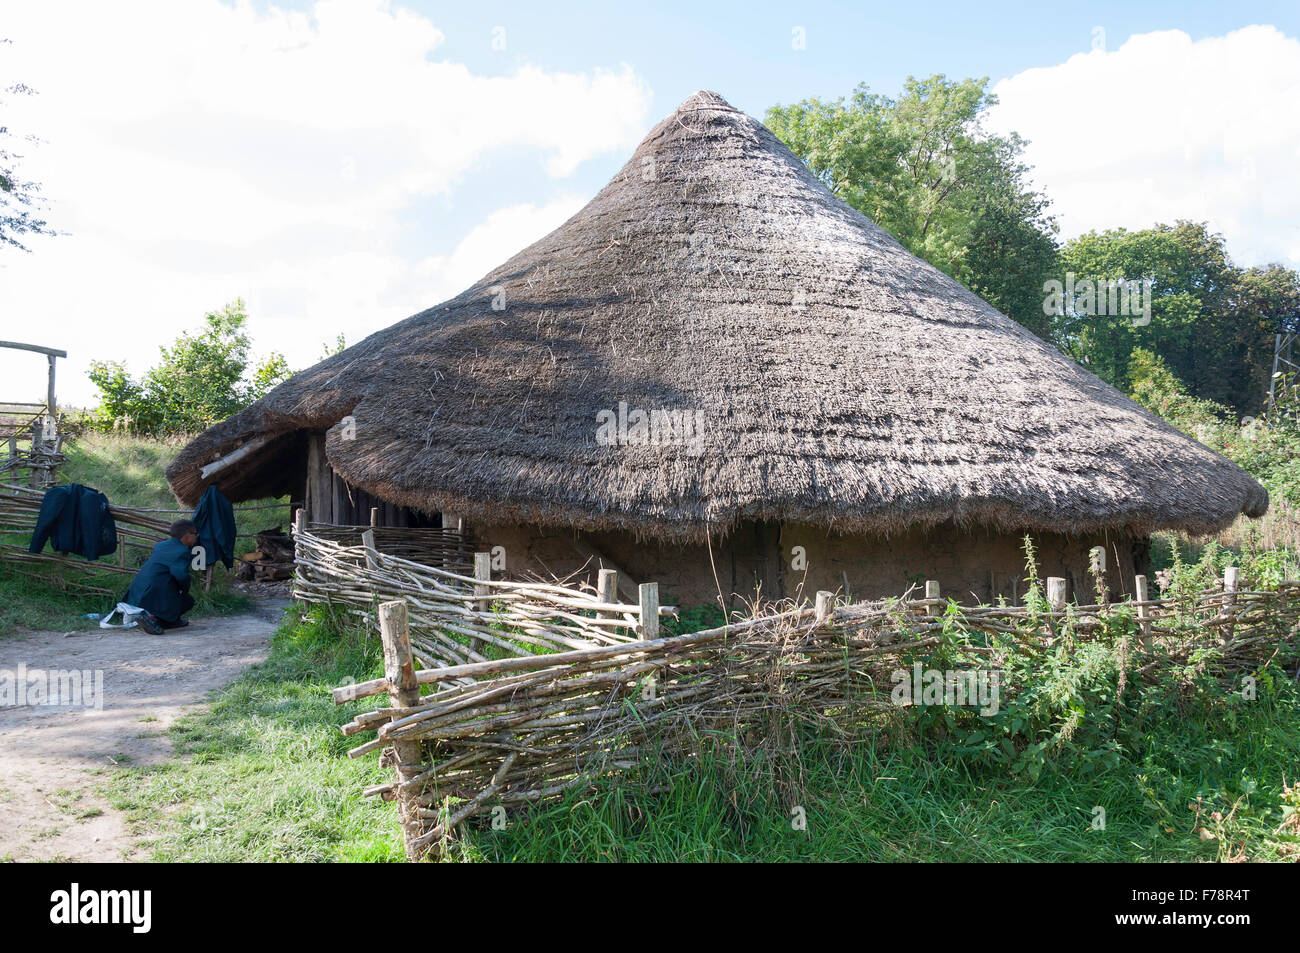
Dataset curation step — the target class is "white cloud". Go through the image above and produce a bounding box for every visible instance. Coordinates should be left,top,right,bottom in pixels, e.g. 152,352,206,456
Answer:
0,0,651,405
987,25,1300,270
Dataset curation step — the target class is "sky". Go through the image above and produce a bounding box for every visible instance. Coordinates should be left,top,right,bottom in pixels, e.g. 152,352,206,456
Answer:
2,0,1299,406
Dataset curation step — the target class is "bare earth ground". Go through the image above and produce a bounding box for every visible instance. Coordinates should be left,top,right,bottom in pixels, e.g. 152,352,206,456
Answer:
0,598,287,862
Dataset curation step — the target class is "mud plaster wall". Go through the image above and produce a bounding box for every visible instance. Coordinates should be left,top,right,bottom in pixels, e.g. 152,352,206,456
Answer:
473,520,1151,610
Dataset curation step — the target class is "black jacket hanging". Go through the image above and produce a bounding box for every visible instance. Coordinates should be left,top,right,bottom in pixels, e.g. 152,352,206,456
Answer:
192,484,236,570
27,483,119,561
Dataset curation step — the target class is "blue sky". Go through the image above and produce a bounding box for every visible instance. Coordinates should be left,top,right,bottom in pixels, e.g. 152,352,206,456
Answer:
299,0,1300,262
3,0,1298,404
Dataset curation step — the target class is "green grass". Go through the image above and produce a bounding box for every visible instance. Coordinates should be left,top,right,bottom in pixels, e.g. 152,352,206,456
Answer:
102,605,1300,863
104,605,405,862
60,431,190,510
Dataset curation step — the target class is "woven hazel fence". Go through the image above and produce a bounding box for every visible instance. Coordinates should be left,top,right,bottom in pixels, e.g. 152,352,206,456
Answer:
293,519,674,674
313,530,1300,860
303,520,479,568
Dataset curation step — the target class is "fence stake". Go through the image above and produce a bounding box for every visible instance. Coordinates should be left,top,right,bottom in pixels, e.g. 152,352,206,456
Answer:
467,551,492,656
815,590,834,627
1046,577,1067,611
377,600,426,860
1134,574,1151,646
925,580,941,617
1089,546,1109,606
597,568,619,621
1222,566,1239,644
638,582,659,640
361,528,380,571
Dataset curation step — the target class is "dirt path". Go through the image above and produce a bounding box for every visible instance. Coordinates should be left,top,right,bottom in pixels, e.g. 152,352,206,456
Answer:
0,599,285,862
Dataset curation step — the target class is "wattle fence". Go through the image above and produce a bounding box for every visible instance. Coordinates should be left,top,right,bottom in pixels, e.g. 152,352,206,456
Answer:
300,521,1300,860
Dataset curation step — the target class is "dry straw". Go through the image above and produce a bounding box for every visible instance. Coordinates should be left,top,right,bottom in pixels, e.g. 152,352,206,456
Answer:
166,91,1265,542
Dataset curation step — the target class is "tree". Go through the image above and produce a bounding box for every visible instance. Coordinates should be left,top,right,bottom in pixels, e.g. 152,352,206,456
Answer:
766,76,1059,337
88,300,294,434
1056,222,1299,414
0,40,55,251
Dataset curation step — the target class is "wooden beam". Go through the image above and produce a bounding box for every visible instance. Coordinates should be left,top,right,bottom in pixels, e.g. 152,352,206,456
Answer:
199,434,273,480
0,341,67,358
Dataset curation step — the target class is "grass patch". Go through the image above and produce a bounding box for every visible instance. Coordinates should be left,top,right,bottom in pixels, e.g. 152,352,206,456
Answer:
100,602,1300,863
452,681,1300,862
104,605,405,862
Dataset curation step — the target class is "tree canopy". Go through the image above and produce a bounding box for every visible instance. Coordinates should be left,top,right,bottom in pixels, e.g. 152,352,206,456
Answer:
766,75,1059,337
88,300,292,435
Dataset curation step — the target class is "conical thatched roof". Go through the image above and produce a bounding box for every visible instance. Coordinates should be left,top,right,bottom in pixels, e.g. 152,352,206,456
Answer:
166,91,1267,539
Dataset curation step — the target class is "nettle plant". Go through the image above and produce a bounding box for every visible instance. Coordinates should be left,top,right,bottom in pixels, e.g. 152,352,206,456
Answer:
902,536,1293,783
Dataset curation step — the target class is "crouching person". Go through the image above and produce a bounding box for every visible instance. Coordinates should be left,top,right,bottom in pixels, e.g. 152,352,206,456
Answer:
124,520,199,634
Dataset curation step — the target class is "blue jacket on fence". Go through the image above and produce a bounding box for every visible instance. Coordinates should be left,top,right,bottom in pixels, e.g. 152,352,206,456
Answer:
124,538,195,623
27,483,118,561
192,484,236,570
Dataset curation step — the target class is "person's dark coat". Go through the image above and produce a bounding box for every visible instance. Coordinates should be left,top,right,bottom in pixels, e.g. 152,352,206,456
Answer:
124,538,195,623
27,483,118,561
192,485,236,569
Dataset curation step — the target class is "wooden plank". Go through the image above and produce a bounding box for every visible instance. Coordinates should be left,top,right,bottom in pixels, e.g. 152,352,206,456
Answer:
306,434,333,524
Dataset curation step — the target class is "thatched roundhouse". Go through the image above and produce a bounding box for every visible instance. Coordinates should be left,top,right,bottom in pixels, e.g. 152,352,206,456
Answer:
166,91,1267,607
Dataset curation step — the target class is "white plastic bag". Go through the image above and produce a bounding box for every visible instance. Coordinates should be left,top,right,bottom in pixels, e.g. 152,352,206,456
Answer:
99,602,144,629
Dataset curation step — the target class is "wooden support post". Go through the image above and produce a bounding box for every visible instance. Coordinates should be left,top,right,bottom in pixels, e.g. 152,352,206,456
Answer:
203,564,214,592
638,582,659,640
362,528,380,571
1222,566,1239,644
46,353,57,425
925,580,941,617
377,600,426,860
1134,574,1151,646
370,506,379,527
597,568,619,621
307,434,332,525
1046,577,1067,611
815,590,834,627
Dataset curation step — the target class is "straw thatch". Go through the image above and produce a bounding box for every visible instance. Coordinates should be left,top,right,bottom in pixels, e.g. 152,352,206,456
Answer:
166,90,1267,540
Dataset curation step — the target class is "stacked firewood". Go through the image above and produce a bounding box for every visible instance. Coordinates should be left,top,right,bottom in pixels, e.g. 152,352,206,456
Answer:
237,526,296,581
